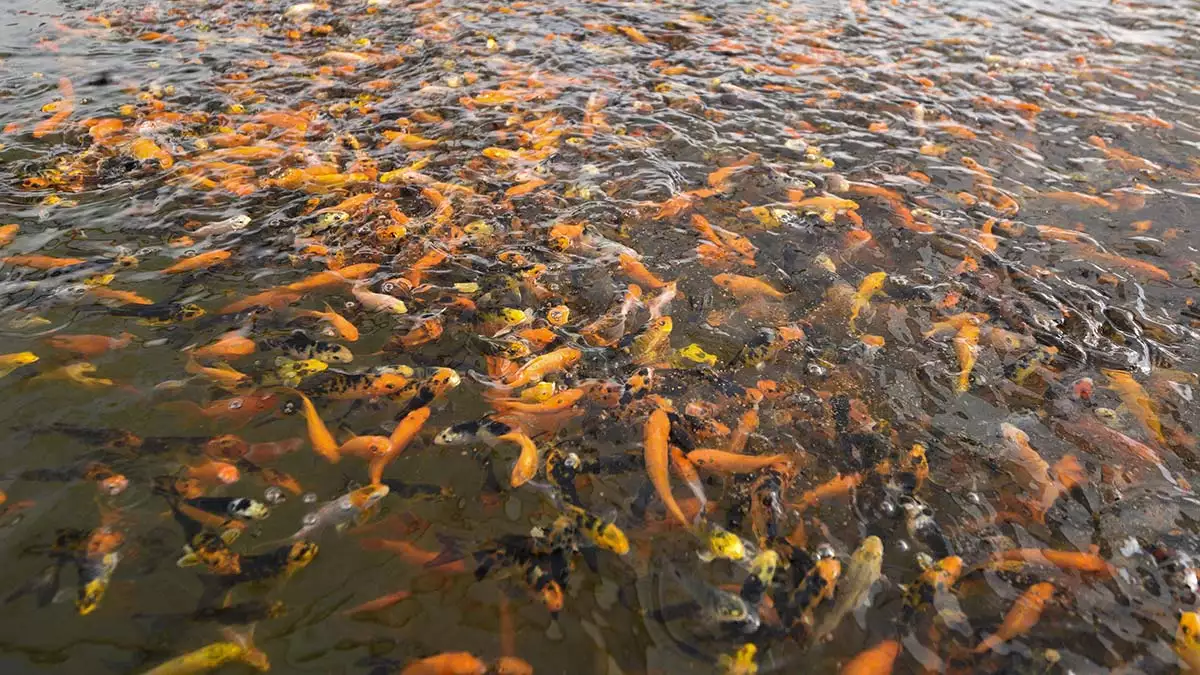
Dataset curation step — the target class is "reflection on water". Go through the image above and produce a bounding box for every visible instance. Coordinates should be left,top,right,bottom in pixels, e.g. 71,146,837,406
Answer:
0,0,1197,672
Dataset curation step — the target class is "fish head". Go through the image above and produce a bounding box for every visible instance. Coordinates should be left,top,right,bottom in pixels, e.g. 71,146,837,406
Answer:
76,579,107,615
547,234,571,251
592,521,630,555
500,308,528,326
546,305,570,326
13,352,39,366
428,367,461,393
179,304,207,321
1179,612,1200,651
287,540,319,568
316,344,354,364
937,555,964,580
1000,422,1028,446
520,381,556,402
229,498,270,520
860,535,884,559
434,420,479,446
368,373,410,396
707,527,746,561
649,316,672,335
677,343,716,366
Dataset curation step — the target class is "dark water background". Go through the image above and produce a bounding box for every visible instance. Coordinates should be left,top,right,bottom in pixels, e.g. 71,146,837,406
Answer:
0,0,1198,672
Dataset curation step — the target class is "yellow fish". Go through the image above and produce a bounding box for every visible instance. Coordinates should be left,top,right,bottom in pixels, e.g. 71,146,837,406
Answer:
1102,369,1164,444
848,272,887,332
0,351,38,378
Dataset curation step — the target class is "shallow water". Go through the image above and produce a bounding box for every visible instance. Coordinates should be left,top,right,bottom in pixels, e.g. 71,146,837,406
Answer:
0,0,1197,672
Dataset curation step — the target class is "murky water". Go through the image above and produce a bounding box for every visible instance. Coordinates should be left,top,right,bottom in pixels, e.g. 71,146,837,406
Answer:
0,0,1197,672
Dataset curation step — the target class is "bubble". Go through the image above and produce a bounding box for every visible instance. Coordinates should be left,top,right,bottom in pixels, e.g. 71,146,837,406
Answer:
265,487,285,504
879,500,896,516
302,492,318,504
967,492,981,505
896,539,911,552
302,512,319,526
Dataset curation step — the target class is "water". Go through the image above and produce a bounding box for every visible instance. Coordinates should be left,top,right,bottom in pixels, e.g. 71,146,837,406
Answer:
0,0,1197,672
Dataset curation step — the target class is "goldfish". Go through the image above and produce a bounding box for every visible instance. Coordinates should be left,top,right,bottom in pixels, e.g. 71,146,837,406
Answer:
974,582,1055,653
903,555,964,616
368,405,430,485
840,640,900,675
185,359,249,388
498,347,581,389
219,289,302,314
622,316,672,365
1176,612,1200,672
261,331,352,364
717,644,758,675
161,249,232,274
297,393,340,463
848,272,887,332
274,358,327,386
3,254,87,269
399,652,487,675
812,536,883,642
617,253,668,289
713,273,787,300
139,636,268,675
0,224,18,247
999,423,1053,492
988,547,1114,577
0,351,40,377
688,449,788,474
696,521,746,563
32,362,114,388
952,320,980,392
88,287,155,306
1102,368,1164,444
292,302,357,338
645,407,689,527
189,332,256,361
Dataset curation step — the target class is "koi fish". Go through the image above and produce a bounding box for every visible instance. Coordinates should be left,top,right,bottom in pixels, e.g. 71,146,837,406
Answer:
297,393,340,463
811,536,883,642
498,347,582,389
399,652,487,675
840,640,900,675
645,408,689,527
687,449,787,474
368,406,430,485
161,249,232,274
974,582,1055,653
713,273,787,300
1102,368,1164,444
0,351,39,377
848,272,887,332
291,484,389,540
1176,612,1200,672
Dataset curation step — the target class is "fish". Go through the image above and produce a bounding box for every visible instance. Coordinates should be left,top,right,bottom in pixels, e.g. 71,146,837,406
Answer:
0,351,39,378
44,333,134,358
1176,612,1200,672
297,393,341,463
352,283,407,314
399,652,487,675
621,317,672,365
139,639,268,675
291,484,389,539
668,564,760,633
189,214,250,238
618,253,668,290
840,640,900,675
260,331,353,364
368,405,430,485
713,273,787,300
953,320,980,392
687,449,788,474
189,332,255,360
848,272,887,332
498,347,581,389
111,302,206,326
294,303,359,341
717,643,758,675
161,249,232,274
974,582,1055,653
696,521,746,563
76,550,120,615
902,555,963,618
1102,368,1164,444
811,536,883,642
645,408,689,527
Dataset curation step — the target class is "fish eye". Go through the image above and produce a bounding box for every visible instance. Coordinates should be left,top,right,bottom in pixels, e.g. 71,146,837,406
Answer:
382,282,395,293
344,301,357,310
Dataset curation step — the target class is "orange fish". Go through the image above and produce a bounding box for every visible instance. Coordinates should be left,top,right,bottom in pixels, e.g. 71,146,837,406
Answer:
3,255,86,269
44,332,134,358
189,332,256,360
707,152,760,189
795,473,862,510
342,589,413,616
368,406,431,485
0,224,18,247
728,408,759,454
670,445,707,510
990,548,1114,577
500,347,581,389
296,302,360,338
505,178,548,197
297,393,340,463
187,459,240,486
713,273,787,300
490,389,584,415
687,449,788,474
1041,191,1114,210
360,539,467,574
161,249,231,274
1102,368,1164,444
399,652,487,675
974,582,1055,653
645,408,689,527
1075,247,1170,282
185,359,248,388
338,435,392,460
219,288,303,314
840,640,901,675
502,431,540,487
618,254,668,290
